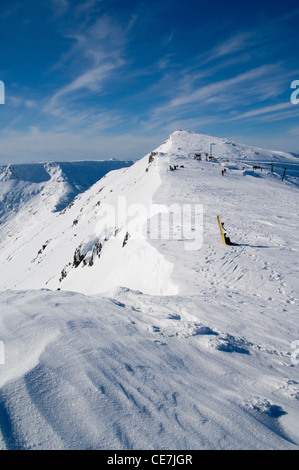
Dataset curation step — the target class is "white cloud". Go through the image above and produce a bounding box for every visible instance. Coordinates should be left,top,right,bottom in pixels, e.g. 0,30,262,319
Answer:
203,32,254,64
147,64,281,127
51,0,69,16
7,95,37,108
228,103,293,121
45,15,127,117
46,62,123,114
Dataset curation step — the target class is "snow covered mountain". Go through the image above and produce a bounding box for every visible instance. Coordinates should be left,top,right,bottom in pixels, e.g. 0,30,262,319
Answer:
1,131,298,295
0,131,298,450
0,159,133,223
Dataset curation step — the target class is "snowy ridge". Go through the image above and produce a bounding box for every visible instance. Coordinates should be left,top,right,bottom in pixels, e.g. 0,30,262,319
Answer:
0,160,133,222
0,130,299,449
0,153,177,295
159,130,299,162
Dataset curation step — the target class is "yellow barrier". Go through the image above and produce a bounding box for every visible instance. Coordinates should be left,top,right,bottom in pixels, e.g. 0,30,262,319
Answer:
217,215,226,245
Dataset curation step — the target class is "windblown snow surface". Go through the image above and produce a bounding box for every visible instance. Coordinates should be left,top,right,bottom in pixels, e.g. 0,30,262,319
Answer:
0,131,298,450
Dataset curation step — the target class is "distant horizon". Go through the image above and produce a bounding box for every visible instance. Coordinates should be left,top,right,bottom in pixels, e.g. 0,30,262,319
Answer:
0,0,298,163
0,157,137,165
0,129,298,165
0,130,298,165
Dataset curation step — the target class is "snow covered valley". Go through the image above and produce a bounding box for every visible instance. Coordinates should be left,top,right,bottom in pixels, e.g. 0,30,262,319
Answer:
0,131,298,449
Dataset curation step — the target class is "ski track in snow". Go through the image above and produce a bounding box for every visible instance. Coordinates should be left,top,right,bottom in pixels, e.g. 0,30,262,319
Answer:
0,131,298,449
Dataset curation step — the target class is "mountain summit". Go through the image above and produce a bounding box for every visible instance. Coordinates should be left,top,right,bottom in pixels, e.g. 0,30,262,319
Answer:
1,130,298,295
0,130,298,450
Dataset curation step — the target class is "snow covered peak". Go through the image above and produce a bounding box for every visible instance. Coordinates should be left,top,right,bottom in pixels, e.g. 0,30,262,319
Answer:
1,130,298,297
156,129,297,163
1,131,299,451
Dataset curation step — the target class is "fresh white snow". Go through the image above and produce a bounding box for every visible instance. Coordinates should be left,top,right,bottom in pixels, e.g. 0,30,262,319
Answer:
0,130,298,449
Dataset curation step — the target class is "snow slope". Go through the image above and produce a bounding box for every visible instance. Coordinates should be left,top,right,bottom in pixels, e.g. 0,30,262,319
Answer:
0,155,177,295
0,131,298,449
0,160,133,223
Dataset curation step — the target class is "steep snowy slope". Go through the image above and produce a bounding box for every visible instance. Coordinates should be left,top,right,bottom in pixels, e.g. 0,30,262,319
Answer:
0,154,177,295
0,159,133,291
0,160,133,223
0,131,298,450
1,131,298,295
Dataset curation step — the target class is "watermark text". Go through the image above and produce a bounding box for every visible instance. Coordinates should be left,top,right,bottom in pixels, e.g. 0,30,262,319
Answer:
291,80,299,105
0,81,4,104
94,197,204,251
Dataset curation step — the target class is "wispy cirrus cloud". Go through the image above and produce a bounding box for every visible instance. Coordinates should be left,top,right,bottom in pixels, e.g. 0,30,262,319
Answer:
147,64,282,123
0,0,298,161
201,7,299,65
201,32,255,65
45,14,127,119
50,0,69,16
228,103,294,121
46,61,124,116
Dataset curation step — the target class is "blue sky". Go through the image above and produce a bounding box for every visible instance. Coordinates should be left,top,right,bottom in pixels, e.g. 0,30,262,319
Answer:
0,0,298,162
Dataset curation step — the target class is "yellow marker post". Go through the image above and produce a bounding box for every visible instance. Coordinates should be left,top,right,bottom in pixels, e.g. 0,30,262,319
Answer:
217,215,226,245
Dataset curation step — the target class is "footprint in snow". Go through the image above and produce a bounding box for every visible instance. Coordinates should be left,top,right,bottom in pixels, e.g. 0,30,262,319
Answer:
153,339,167,346
110,299,126,308
167,313,181,320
